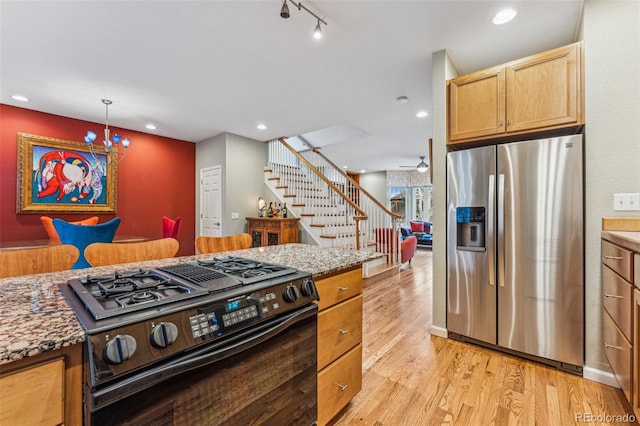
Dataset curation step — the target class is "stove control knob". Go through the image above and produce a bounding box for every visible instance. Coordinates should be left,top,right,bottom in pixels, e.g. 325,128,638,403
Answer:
300,279,317,298
150,322,179,349
104,335,137,365
282,285,299,303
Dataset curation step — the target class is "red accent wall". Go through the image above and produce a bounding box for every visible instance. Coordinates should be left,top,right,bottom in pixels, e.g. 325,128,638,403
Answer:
0,104,196,256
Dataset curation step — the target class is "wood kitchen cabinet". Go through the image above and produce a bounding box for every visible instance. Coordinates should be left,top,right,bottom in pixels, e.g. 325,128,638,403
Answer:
246,217,300,247
601,235,636,410
448,41,583,144
633,253,640,419
316,267,363,426
0,343,82,425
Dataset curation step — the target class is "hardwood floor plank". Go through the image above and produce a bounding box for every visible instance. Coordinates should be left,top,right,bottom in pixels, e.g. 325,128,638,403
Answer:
328,250,636,425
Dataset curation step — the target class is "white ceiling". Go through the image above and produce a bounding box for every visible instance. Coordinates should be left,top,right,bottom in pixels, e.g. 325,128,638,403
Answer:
0,0,584,173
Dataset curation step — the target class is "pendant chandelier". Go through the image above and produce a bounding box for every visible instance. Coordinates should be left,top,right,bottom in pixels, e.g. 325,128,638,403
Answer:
84,99,131,163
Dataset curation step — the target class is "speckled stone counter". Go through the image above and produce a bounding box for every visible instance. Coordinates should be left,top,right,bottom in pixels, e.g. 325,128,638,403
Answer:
0,243,381,365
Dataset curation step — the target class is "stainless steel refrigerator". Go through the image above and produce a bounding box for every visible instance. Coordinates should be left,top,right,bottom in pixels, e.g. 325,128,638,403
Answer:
446,134,584,372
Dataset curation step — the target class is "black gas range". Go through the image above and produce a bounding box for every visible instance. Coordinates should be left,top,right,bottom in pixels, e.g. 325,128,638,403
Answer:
59,256,319,396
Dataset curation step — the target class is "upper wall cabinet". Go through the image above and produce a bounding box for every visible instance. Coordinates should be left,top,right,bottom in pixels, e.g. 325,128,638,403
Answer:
448,41,584,144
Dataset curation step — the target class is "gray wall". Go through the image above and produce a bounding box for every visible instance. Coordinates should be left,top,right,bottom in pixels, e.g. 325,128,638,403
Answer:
195,132,267,236
430,0,640,375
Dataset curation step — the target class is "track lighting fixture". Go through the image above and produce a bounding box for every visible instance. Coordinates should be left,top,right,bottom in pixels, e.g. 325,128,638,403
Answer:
313,19,322,39
280,0,290,19
280,0,327,39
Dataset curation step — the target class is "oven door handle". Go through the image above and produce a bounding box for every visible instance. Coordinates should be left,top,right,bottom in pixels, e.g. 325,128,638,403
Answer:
91,303,318,412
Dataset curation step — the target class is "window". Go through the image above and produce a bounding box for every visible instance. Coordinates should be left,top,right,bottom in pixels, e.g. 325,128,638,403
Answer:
388,185,432,223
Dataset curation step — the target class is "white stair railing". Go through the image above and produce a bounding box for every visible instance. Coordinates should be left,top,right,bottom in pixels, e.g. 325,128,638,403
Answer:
266,138,402,265
266,138,366,250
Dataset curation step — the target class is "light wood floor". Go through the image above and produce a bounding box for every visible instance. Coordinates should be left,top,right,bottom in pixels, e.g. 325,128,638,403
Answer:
329,250,636,425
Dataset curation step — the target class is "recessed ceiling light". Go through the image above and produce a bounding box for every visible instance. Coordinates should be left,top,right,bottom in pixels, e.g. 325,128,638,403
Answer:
11,94,30,102
416,111,429,118
493,8,517,25
145,123,157,130
343,165,348,169
257,124,267,130
396,96,409,104
360,169,365,173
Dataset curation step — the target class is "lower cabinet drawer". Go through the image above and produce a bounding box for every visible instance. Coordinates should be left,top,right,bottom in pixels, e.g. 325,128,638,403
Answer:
317,344,362,426
602,308,632,403
316,269,363,311
602,239,633,282
318,294,363,370
602,265,633,341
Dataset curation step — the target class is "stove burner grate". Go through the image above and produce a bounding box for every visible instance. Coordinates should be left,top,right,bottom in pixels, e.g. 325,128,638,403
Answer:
70,269,209,320
196,256,298,284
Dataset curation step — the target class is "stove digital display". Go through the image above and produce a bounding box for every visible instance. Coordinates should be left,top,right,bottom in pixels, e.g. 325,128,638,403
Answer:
226,300,240,311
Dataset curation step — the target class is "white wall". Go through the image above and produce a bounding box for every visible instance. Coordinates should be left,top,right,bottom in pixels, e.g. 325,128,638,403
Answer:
582,0,640,372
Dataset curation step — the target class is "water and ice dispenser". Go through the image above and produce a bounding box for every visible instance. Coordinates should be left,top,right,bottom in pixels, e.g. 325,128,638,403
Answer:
456,207,485,251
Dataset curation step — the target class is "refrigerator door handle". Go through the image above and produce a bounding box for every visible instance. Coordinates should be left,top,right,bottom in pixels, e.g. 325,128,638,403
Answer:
497,174,505,287
488,174,495,286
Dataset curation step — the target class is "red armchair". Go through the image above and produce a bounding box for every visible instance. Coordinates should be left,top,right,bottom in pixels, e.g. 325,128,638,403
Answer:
401,235,418,265
162,216,182,239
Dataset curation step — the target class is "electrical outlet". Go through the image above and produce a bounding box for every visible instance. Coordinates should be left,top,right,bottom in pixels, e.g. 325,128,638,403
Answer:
613,193,640,211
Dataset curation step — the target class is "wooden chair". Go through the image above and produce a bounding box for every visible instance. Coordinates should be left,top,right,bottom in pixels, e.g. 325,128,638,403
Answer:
0,245,80,278
195,234,252,254
84,238,180,267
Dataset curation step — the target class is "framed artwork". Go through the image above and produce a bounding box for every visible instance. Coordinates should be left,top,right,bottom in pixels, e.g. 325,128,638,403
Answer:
16,133,117,213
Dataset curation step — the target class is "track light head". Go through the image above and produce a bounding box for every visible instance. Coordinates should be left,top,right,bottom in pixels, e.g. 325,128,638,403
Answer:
280,0,290,18
313,19,322,39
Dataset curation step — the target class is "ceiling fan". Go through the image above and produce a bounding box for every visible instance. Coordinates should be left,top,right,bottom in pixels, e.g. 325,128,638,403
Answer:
399,155,429,173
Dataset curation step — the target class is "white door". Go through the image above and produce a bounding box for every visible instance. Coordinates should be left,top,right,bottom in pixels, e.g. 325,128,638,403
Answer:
200,165,222,237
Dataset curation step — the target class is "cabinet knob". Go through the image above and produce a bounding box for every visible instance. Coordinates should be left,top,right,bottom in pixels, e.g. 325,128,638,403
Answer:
336,383,348,391
339,287,349,292
338,329,349,335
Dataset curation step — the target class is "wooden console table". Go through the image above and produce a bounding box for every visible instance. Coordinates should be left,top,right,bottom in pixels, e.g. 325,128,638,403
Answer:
246,217,300,247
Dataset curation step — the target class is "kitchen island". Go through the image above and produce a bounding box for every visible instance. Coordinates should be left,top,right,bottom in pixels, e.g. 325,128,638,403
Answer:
0,243,381,425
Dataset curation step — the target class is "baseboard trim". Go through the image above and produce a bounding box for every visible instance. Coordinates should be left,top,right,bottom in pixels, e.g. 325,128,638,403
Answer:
582,366,620,388
429,325,448,338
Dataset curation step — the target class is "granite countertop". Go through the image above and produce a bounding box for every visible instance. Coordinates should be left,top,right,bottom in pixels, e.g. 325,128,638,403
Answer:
0,243,381,365
601,230,640,253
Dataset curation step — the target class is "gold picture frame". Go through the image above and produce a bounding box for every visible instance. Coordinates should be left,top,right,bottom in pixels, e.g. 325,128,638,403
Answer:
16,133,117,214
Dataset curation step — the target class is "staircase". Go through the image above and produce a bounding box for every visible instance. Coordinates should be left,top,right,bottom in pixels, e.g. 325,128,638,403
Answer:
265,138,402,275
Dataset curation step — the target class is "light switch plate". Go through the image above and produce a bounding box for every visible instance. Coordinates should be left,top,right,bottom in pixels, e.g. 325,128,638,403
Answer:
231,212,240,220
613,193,640,211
